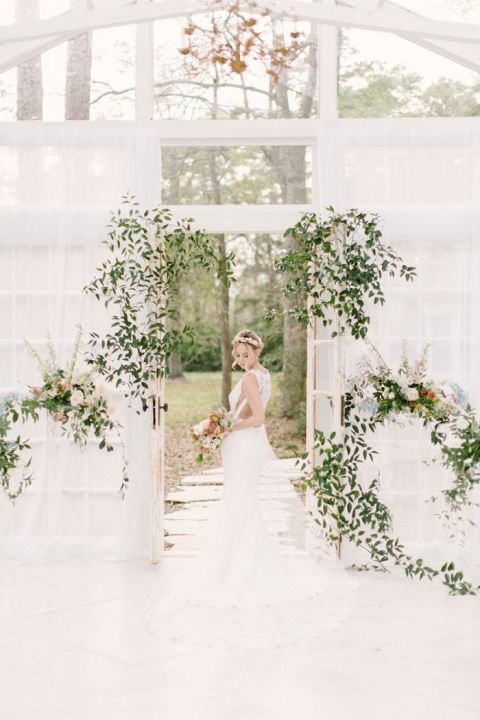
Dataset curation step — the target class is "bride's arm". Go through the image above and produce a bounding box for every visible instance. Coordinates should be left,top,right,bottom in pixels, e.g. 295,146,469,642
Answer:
231,374,265,431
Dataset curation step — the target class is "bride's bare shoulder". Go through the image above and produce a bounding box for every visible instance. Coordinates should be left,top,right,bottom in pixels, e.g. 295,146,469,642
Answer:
241,371,261,391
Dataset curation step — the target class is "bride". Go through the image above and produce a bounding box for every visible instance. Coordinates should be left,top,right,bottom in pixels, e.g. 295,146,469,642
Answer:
145,329,358,650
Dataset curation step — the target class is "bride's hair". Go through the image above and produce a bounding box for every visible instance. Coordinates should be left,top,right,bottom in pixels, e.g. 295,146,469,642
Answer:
231,329,264,370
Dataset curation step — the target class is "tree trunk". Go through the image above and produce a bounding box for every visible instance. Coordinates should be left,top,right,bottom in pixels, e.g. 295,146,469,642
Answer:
65,31,92,120
168,350,183,379
272,23,317,419
168,302,184,379
16,0,42,121
218,237,231,409
277,145,308,418
209,68,231,409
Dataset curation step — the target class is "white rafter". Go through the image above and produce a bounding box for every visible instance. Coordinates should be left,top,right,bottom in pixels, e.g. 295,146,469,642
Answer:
0,0,130,73
1,0,480,75
2,0,480,45
340,0,480,74
0,0,208,45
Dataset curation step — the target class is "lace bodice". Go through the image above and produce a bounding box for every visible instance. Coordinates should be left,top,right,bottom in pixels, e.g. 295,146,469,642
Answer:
229,368,272,420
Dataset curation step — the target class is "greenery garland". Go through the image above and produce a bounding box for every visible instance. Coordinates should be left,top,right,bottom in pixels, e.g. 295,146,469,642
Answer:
268,207,416,338
0,327,128,502
274,207,480,595
302,344,480,595
83,194,234,404
1,197,232,502
349,342,480,532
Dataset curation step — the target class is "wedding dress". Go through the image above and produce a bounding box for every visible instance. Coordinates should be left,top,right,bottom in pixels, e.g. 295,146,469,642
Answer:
145,367,359,650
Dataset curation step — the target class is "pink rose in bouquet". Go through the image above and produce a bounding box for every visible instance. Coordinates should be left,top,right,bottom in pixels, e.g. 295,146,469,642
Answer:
190,406,234,463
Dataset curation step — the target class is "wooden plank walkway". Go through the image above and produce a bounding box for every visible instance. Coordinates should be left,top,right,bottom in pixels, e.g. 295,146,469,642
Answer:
164,457,320,557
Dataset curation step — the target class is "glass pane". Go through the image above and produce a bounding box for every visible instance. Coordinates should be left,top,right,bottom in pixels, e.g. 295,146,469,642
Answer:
390,1,478,22
154,15,318,120
0,69,15,121
345,146,471,204
0,147,130,206
41,42,67,121
0,297,13,339
1,0,85,23
339,28,479,118
90,25,135,121
161,146,312,204
314,392,334,436
0,22,135,121
16,296,51,339
315,342,335,393
0,344,14,387
365,232,469,383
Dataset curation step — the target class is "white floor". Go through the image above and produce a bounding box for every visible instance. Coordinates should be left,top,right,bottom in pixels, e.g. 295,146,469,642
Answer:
1,460,479,720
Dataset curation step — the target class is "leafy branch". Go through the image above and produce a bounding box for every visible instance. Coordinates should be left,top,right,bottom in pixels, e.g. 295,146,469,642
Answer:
279,207,479,595
83,194,235,404
300,393,480,595
269,207,416,339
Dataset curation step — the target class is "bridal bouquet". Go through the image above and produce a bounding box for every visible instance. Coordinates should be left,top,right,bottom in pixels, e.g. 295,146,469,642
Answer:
190,407,234,464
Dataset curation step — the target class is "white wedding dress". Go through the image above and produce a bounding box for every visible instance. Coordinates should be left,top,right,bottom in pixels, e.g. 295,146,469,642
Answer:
145,368,359,650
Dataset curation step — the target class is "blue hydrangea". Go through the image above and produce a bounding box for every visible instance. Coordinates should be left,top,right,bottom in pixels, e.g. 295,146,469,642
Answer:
359,398,378,414
0,392,20,418
451,383,467,408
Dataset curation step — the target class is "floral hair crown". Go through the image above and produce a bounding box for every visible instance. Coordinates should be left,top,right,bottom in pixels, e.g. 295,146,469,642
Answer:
233,334,260,348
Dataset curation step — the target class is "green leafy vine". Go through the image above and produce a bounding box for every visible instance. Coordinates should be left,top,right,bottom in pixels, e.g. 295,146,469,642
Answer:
83,194,234,403
269,207,416,337
275,208,480,595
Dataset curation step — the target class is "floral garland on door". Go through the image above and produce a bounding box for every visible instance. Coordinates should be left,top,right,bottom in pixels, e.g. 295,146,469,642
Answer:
272,207,480,595
0,327,128,502
1,196,232,502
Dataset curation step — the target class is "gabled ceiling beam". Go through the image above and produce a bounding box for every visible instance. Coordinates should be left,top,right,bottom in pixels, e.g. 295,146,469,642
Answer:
1,0,480,45
0,0,210,45
0,0,130,73
340,0,480,74
1,0,480,77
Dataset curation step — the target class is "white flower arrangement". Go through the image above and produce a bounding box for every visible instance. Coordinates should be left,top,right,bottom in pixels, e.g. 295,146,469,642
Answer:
1,326,129,502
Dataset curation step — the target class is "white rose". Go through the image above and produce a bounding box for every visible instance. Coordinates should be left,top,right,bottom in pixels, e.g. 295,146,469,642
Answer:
448,436,462,448
192,419,208,435
388,392,395,400
70,390,84,407
406,388,419,401
456,416,470,431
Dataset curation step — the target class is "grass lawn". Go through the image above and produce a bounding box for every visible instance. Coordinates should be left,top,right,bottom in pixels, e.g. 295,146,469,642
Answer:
164,370,306,494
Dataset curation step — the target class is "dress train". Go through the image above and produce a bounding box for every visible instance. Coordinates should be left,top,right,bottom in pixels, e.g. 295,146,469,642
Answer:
145,376,359,650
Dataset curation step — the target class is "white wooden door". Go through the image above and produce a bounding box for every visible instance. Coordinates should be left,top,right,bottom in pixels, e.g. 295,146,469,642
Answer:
147,223,167,564
306,266,345,558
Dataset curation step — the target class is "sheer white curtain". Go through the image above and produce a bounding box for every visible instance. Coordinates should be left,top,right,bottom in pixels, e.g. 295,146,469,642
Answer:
0,122,161,561
332,118,480,568
2,117,480,567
